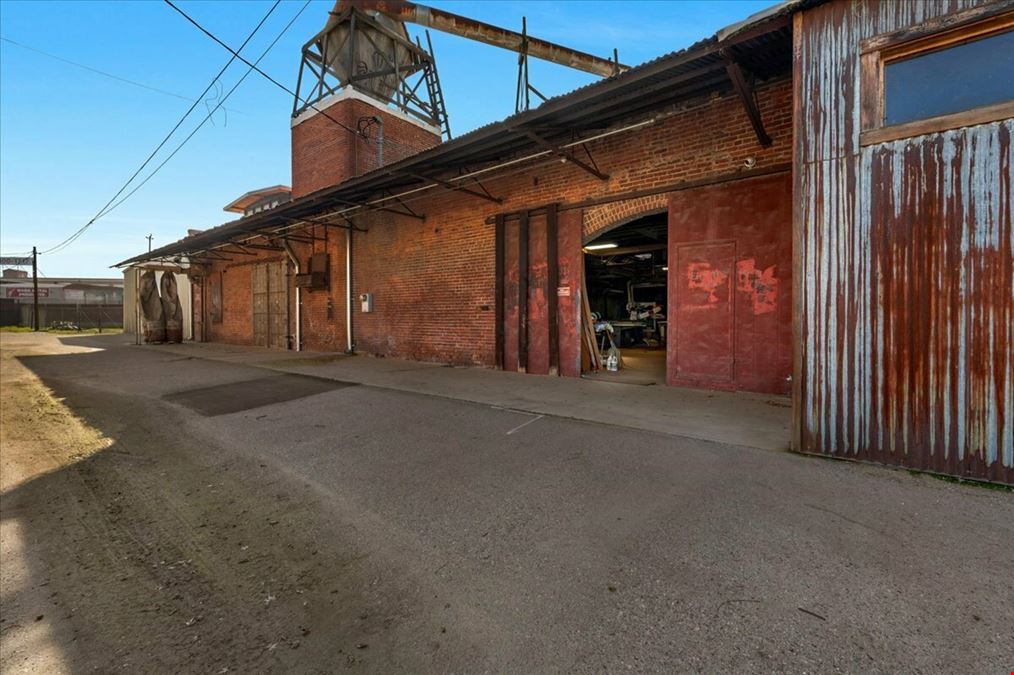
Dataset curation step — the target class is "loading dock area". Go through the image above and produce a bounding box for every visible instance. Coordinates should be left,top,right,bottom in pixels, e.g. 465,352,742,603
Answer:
118,0,1014,485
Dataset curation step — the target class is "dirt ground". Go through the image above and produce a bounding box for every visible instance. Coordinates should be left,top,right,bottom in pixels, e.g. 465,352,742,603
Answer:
0,334,426,673
2,332,1012,673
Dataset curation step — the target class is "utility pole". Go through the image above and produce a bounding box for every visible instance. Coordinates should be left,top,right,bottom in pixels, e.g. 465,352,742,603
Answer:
32,246,39,331
146,234,154,252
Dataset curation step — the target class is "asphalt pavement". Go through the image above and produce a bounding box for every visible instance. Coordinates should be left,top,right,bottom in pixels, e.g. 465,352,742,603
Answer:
3,332,1012,673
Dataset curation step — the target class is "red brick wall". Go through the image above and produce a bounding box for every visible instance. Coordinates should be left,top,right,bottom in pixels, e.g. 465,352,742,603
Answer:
291,93,441,199
200,77,793,368
347,77,793,366
207,264,254,345
288,230,348,353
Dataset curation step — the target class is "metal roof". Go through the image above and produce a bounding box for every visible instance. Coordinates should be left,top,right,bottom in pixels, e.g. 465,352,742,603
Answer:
222,185,292,213
117,1,803,268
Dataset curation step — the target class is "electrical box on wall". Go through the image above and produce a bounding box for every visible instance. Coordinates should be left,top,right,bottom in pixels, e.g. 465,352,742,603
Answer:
295,252,329,290
360,293,373,313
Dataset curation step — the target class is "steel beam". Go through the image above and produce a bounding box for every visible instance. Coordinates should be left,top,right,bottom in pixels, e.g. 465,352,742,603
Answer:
341,0,627,77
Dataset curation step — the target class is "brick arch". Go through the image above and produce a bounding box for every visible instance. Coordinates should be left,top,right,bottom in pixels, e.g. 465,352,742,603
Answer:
582,194,667,243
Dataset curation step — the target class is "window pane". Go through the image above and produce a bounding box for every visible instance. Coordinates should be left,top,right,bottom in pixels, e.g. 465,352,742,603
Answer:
884,29,1014,126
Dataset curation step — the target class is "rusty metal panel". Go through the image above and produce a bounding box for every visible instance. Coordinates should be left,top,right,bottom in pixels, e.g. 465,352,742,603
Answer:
494,215,505,370
499,207,582,376
502,222,520,372
526,212,551,375
556,209,584,378
794,0,1012,483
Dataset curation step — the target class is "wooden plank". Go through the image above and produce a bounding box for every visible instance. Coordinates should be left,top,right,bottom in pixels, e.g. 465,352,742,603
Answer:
580,277,599,371
859,100,1014,146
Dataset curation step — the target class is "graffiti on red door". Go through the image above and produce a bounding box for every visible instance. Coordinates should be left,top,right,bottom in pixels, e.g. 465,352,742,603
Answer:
736,258,778,315
685,262,727,307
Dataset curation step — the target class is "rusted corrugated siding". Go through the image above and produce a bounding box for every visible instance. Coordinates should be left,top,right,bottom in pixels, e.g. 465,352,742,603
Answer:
794,0,1013,483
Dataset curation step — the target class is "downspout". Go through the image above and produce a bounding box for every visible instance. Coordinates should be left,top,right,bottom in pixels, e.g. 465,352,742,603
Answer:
346,227,353,353
373,115,384,168
282,240,302,351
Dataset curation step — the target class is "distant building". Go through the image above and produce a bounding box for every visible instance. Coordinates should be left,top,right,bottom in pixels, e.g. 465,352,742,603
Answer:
0,275,123,328
223,185,291,217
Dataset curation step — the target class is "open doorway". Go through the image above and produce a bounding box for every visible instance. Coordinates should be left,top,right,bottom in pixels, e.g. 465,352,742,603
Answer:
582,211,667,384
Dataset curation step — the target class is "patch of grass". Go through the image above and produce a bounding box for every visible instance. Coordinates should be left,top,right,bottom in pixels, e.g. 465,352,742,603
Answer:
923,472,1013,492
1,326,123,335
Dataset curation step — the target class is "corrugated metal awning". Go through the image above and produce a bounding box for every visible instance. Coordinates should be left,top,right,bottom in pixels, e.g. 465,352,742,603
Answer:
116,2,806,268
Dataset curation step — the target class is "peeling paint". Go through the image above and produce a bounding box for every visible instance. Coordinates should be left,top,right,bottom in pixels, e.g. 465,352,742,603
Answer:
736,258,778,315
686,262,728,306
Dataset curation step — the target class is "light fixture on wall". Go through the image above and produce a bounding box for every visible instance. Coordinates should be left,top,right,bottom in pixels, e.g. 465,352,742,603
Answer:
743,156,757,169
584,242,618,251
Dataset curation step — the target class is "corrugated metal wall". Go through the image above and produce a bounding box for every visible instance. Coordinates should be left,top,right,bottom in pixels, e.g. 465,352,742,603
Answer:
794,0,1013,483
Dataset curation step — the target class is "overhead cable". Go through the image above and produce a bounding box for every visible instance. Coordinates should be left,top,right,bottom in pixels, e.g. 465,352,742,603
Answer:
39,1,281,255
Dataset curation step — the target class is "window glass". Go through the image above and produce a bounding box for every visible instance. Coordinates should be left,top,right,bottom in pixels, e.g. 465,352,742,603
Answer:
884,29,1014,126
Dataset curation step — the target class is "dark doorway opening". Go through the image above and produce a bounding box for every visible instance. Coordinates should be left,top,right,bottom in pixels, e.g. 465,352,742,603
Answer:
583,211,667,385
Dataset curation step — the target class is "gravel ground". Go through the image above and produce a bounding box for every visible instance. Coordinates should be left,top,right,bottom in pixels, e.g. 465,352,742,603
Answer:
1,332,1012,673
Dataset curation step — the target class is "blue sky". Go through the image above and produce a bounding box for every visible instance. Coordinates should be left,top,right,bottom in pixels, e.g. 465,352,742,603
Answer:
0,0,776,277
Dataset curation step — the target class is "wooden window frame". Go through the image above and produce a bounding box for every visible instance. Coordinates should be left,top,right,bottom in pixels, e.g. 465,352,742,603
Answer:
859,4,1014,146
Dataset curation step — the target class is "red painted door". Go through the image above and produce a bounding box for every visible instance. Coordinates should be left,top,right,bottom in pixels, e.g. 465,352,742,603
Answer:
667,173,792,394
673,242,736,385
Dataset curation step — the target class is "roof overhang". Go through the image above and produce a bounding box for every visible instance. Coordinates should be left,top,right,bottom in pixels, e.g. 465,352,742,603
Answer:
117,1,805,268
223,185,292,214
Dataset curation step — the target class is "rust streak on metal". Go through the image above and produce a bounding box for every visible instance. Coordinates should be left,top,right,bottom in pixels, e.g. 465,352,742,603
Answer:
794,0,1012,484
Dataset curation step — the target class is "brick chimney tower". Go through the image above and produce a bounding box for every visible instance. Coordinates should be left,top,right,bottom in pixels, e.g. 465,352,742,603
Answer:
289,2,446,199
291,91,441,199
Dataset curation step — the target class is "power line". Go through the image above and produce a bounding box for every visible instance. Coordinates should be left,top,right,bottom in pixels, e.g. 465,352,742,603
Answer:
0,36,242,113
163,0,366,141
95,1,312,223
39,1,282,256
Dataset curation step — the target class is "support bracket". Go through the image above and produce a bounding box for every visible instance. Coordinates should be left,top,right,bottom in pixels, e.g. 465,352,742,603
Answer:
409,172,503,204
721,51,772,147
522,130,610,181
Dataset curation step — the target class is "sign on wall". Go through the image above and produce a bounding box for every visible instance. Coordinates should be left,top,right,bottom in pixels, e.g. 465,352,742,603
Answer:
5,287,49,298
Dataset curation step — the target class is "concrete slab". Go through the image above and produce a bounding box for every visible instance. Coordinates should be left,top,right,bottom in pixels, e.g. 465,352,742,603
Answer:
163,373,356,416
129,338,791,451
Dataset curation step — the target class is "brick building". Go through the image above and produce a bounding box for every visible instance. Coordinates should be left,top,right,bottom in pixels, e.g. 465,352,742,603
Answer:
120,0,1013,484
